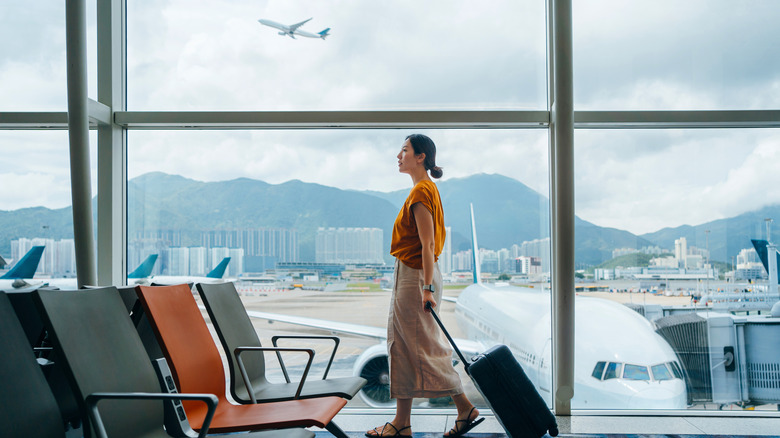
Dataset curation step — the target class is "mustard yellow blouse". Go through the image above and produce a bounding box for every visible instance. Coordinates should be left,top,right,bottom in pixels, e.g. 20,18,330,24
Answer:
390,180,446,269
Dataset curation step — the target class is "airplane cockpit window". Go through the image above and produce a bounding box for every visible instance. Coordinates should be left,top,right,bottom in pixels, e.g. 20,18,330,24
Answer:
591,361,606,380
669,361,684,379
623,364,651,381
604,362,622,380
651,363,674,381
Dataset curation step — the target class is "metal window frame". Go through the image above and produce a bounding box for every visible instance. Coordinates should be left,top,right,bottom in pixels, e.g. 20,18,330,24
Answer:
1,0,779,418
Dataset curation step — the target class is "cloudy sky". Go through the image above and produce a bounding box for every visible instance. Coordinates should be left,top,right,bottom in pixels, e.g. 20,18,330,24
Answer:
2,0,780,236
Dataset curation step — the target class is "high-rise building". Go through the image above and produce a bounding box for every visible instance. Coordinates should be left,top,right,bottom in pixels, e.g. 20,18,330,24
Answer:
54,239,76,277
440,226,452,274
479,249,498,274
674,237,688,269
516,237,551,274
166,247,190,275
12,238,76,277
202,228,298,262
452,249,472,272
228,248,245,277
497,248,511,273
208,246,244,277
315,227,383,264
189,247,208,276
516,256,542,275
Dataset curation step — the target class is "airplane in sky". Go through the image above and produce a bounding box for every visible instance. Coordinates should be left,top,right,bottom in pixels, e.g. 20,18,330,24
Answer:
243,205,688,409
150,257,232,286
0,246,46,289
257,18,330,39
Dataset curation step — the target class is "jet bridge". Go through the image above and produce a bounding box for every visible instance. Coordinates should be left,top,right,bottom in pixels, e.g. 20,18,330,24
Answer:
654,307,780,407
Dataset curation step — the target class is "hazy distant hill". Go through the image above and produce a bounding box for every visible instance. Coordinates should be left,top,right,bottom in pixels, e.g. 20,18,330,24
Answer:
372,174,653,266
2,172,776,267
0,206,76,259
640,204,780,263
128,172,400,262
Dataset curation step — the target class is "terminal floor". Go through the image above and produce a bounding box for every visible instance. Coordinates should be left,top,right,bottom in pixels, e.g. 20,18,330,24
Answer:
315,411,780,437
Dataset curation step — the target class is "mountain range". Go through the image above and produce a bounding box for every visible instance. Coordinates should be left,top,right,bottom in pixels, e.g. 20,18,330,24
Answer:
1,172,777,267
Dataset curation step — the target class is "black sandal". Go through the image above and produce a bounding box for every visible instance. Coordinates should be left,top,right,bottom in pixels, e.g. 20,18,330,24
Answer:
365,422,412,437
444,407,485,437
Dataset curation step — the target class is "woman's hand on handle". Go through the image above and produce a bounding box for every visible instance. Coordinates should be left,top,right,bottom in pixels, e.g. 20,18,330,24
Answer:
423,291,436,312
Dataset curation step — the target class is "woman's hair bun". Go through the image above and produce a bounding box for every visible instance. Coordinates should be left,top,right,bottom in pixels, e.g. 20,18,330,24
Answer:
430,166,443,179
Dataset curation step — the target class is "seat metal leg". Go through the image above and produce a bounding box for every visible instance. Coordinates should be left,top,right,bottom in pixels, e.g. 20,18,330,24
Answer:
325,421,348,438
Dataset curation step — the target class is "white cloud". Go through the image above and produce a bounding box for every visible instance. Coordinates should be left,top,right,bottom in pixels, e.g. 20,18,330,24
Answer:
575,129,780,234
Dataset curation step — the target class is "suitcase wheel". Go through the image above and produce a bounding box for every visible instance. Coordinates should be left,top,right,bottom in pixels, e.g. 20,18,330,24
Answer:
548,426,559,437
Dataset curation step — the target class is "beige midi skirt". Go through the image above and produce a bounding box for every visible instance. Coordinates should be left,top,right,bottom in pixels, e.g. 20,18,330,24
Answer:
387,258,464,399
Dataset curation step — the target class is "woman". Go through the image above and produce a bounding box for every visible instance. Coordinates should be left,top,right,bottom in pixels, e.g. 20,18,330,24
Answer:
367,134,483,438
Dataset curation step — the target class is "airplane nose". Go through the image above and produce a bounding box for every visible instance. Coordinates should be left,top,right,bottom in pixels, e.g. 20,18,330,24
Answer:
628,386,687,409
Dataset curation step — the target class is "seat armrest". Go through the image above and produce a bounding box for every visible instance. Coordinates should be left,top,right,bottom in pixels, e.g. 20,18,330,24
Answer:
272,335,341,379
85,392,218,438
234,346,315,402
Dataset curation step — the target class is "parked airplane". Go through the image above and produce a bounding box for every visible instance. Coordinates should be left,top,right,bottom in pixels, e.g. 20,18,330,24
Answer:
0,253,157,290
129,254,159,281
150,257,232,286
243,206,688,409
257,18,330,39
0,246,46,289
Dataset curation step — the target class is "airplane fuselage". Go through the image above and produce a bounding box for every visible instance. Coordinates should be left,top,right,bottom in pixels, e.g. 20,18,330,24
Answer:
455,283,688,409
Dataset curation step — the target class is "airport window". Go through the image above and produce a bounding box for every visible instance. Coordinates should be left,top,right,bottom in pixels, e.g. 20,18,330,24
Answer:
575,128,780,409
126,0,547,111
127,128,551,409
0,131,97,286
604,362,622,380
0,1,98,110
651,363,674,381
591,361,606,380
573,0,780,110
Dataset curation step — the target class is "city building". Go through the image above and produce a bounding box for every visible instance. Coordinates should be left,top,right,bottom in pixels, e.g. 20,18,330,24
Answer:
12,238,76,277
315,227,383,265
202,228,298,263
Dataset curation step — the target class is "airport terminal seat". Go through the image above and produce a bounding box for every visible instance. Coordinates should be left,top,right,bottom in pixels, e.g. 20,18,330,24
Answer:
135,284,349,437
4,286,82,430
0,291,66,437
196,281,366,403
32,287,313,438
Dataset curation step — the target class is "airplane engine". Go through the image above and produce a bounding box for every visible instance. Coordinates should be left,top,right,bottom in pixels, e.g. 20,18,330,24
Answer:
352,343,394,407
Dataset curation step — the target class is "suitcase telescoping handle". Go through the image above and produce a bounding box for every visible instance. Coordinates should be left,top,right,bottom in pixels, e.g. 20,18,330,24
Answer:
425,301,470,371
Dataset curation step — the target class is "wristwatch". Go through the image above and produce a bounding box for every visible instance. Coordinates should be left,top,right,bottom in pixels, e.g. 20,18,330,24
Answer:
423,284,435,293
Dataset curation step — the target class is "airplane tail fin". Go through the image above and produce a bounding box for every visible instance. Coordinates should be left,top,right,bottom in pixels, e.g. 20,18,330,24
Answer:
128,254,158,279
318,28,330,39
207,257,231,279
751,239,780,284
0,246,45,279
470,203,482,284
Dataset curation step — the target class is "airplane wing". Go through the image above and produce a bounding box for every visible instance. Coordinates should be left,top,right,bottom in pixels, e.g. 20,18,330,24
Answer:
245,309,386,340
289,17,312,32
238,308,487,358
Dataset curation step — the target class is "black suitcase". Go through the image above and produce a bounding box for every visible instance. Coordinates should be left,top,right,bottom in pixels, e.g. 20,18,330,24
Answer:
427,302,558,438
